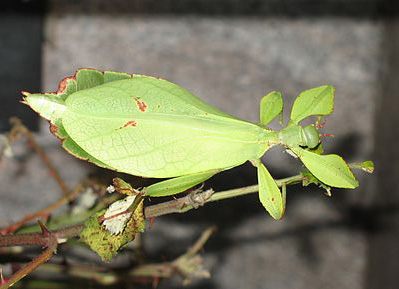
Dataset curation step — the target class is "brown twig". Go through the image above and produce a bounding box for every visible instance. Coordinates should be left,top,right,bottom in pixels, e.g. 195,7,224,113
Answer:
0,175,302,287
0,222,83,289
0,226,215,289
144,174,304,218
8,117,69,196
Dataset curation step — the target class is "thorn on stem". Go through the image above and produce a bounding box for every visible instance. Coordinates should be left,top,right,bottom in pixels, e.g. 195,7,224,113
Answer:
0,268,9,285
37,220,50,237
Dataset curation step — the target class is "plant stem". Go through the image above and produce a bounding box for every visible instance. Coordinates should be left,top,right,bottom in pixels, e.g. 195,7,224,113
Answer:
0,225,83,248
0,221,66,289
0,175,303,287
144,174,304,218
2,174,304,241
12,227,216,287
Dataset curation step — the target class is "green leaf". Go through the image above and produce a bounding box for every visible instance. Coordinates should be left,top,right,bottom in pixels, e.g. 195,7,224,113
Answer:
112,178,138,195
255,160,284,220
291,147,359,189
290,85,334,124
79,198,145,262
260,91,283,126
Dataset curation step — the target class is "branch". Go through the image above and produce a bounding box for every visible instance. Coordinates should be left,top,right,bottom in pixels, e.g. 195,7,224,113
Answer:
0,222,83,289
0,174,304,287
17,226,216,287
144,174,304,218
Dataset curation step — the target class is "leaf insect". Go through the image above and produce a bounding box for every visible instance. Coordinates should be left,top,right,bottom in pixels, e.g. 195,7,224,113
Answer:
23,69,360,219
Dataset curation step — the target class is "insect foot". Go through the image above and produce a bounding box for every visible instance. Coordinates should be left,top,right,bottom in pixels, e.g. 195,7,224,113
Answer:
186,189,214,209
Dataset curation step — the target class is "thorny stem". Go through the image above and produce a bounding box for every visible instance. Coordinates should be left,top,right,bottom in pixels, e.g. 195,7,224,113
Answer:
0,238,58,289
8,118,69,196
7,227,216,288
0,224,84,248
144,174,304,218
0,223,83,289
2,174,303,238
0,173,315,287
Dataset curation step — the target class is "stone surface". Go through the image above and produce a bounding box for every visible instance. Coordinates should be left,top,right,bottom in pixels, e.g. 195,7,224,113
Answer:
1,12,382,289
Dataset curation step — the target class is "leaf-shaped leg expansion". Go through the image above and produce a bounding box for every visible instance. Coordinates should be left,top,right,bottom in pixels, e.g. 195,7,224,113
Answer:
260,91,283,126
289,85,334,125
145,170,219,197
254,160,285,220
290,146,359,188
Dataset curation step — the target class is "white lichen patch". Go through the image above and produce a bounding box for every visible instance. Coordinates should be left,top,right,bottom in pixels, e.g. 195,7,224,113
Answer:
103,196,136,235
106,185,116,194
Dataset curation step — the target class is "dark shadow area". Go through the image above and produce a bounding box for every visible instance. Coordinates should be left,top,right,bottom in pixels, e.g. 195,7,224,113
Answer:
50,0,399,18
365,19,399,289
0,0,45,132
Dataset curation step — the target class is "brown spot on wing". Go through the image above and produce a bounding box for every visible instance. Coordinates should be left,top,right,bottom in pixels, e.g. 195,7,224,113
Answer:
133,97,148,112
49,123,59,135
122,121,137,128
57,77,69,94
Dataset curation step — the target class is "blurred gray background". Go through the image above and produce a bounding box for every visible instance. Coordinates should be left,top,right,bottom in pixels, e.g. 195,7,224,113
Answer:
1,0,398,288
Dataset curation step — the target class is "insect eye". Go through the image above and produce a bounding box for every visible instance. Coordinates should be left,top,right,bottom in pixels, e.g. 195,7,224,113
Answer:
302,125,319,149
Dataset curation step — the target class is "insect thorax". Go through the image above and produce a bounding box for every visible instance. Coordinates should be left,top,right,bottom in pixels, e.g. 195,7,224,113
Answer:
277,125,319,149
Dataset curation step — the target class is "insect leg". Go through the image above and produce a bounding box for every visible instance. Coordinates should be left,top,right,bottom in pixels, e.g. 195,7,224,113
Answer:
144,170,219,197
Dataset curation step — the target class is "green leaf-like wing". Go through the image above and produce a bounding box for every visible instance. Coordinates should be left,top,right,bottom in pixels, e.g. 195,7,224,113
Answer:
62,75,269,178
291,147,358,188
23,69,134,170
290,85,334,125
22,92,67,123
255,160,284,220
23,69,133,124
260,91,283,126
